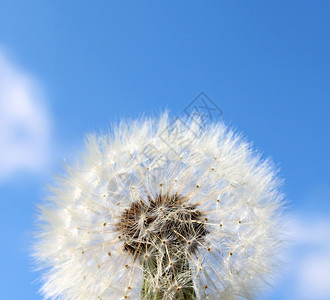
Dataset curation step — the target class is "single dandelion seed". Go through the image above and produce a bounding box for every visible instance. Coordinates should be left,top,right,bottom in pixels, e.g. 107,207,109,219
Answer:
33,113,286,300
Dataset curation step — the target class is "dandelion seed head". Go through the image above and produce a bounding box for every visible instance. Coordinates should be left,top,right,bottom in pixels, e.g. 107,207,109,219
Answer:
33,113,286,299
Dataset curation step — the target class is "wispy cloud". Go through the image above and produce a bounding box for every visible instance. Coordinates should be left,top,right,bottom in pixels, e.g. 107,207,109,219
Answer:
0,49,52,181
288,215,330,300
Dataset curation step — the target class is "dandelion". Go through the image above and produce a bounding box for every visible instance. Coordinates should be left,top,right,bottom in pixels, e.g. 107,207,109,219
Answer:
34,113,286,299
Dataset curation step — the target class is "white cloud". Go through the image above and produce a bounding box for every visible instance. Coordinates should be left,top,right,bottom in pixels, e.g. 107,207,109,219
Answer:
289,216,330,300
0,49,51,181
299,251,330,299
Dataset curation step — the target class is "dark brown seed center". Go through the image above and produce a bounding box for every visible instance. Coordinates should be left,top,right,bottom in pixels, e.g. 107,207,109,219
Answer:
116,193,208,258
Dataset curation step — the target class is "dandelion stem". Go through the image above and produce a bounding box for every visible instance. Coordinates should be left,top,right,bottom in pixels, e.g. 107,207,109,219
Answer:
140,251,196,299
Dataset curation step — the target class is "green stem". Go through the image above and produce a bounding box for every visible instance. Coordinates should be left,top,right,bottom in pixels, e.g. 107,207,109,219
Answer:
140,253,196,300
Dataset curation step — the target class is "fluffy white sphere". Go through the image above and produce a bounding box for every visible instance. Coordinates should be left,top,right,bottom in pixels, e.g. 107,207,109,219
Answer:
34,113,286,300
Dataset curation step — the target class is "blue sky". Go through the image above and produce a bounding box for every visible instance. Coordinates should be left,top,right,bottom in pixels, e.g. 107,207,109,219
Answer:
0,1,329,299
